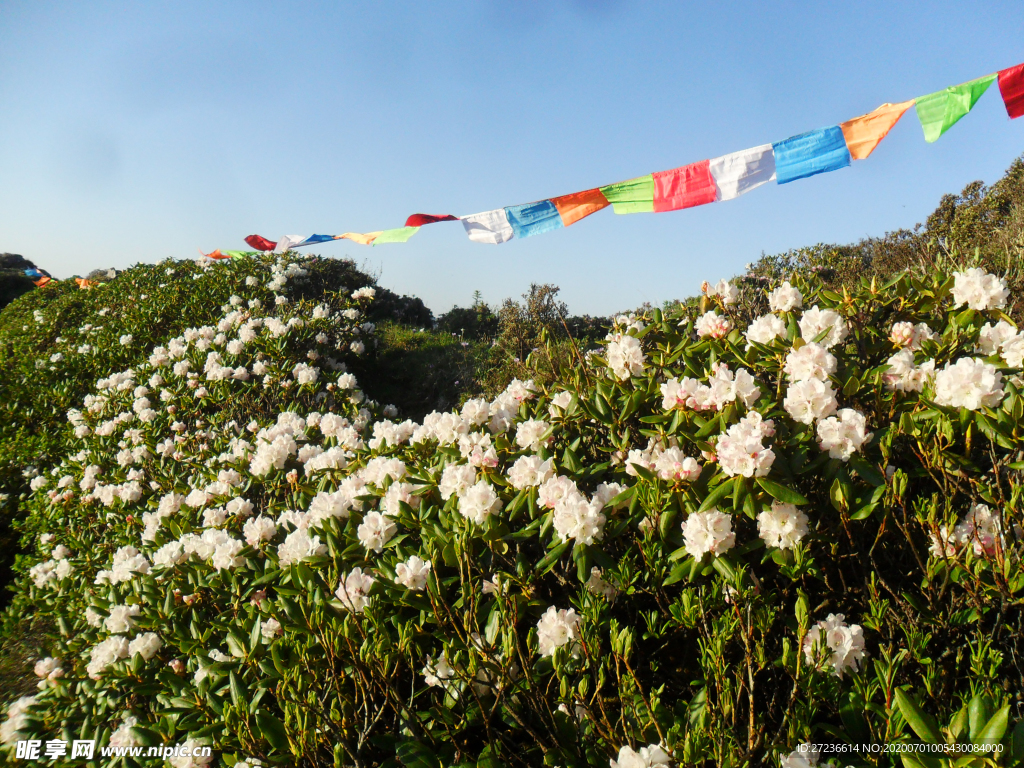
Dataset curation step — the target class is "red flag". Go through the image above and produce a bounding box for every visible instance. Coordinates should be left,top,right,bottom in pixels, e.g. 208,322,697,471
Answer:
998,62,1024,119
245,234,277,251
653,159,717,212
404,213,459,227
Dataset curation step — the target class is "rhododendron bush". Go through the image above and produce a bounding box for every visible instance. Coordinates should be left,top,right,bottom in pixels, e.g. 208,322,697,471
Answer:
3,261,1024,767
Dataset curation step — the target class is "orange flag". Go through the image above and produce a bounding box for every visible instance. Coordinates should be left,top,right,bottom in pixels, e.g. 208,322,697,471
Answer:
75,278,97,289
33,276,53,287
338,231,383,246
840,100,915,160
551,188,610,227
198,248,232,259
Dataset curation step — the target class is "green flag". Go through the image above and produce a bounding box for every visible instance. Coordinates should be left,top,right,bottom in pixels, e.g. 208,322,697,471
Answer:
372,226,420,245
599,174,655,214
914,73,996,143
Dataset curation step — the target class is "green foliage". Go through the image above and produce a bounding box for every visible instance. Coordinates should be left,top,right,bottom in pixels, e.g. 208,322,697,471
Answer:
2,254,1023,767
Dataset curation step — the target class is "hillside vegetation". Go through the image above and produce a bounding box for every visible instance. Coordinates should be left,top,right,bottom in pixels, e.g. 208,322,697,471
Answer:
0,157,1022,767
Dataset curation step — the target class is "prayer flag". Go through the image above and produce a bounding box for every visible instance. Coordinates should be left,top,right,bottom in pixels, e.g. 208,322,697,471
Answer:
600,175,655,214
773,127,851,185
653,160,717,212
339,232,383,245
298,234,338,246
274,235,306,252
708,144,776,201
372,227,421,245
33,276,52,287
244,235,277,251
461,209,515,244
914,74,997,143
75,278,96,289
997,62,1024,119
840,100,915,159
551,188,609,226
504,200,564,239
405,213,459,227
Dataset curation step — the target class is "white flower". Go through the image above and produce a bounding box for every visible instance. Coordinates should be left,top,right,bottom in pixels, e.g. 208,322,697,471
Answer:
458,481,501,525
798,306,848,349
335,568,375,612
883,349,935,393
745,313,787,347
609,744,672,768
696,310,733,339
87,636,130,679
439,463,476,500
105,604,141,633
757,502,810,550
803,613,866,678
933,358,1005,410
682,509,735,559
421,652,456,688
552,496,606,545
769,281,803,312
357,511,397,552
952,268,1008,311
890,321,936,350
507,455,555,490
128,632,163,660
653,447,702,482
716,412,775,478
946,503,1013,557
515,418,550,452
548,390,573,417
784,342,836,382
606,335,646,380
536,606,580,657
585,567,618,600
816,409,872,461
394,556,432,590
708,279,738,305
277,528,327,565
1,695,38,744
108,716,140,748
261,618,283,641
783,378,838,424
780,744,824,768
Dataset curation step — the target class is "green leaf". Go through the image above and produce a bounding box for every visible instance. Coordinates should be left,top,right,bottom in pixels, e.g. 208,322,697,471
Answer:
396,740,443,768
895,689,942,744
698,477,736,512
535,540,572,575
255,712,290,752
975,704,1009,747
755,477,808,505
848,455,885,486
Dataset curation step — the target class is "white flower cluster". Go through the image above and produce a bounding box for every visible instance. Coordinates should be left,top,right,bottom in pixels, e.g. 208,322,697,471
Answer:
977,320,1024,368
745,312,787,347
769,281,803,312
537,474,621,545
535,606,580,657
929,503,1017,558
951,268,1008,311
695,310,734,339
933,358,1004,411
609,743,671,768
716,412,775,477
706,278,738,305
757,502,809,550
798,306,847,349
889,321,935,350
802,613,866,678
660,363,759,411
606,334,646,380
816,409,872,461
882,349,935,393
682,509,735,559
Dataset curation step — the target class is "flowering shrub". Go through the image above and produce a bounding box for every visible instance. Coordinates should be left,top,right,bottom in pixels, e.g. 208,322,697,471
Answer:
3,262,1024,767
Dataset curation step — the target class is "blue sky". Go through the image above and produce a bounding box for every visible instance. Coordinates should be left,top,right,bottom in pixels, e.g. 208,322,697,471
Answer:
1,1,1022,315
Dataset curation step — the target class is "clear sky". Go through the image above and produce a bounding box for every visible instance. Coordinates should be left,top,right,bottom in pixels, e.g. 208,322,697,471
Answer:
1,1,1022,316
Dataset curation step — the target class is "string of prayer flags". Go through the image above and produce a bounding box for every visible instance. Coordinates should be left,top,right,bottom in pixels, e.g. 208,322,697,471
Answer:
915,74,997,143
228,60,1023,256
